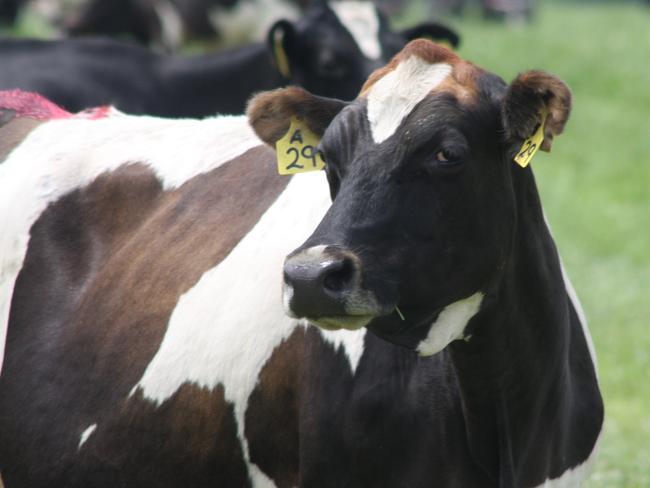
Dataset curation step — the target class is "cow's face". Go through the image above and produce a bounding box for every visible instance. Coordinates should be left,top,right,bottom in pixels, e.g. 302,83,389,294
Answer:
249,40,571,355
268,1,460,101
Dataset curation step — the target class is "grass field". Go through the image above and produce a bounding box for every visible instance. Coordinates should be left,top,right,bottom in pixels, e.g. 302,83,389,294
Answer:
4,1,649,485
411,1,650,485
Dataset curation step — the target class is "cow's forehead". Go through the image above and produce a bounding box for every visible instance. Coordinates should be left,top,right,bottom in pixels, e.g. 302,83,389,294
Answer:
359,40,482,144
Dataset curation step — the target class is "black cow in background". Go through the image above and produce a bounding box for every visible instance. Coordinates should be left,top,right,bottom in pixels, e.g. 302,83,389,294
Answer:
0,0,22,25
64,0,306,49
0,1,460,117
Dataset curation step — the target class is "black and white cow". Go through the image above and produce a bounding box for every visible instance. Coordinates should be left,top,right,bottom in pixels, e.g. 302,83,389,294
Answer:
0,1,459,116
248,39,604,486
0,0,21,25
63,0,303,49
0,39,601,488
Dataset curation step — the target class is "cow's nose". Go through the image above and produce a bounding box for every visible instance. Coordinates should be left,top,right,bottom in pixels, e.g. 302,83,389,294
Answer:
283,247,359,318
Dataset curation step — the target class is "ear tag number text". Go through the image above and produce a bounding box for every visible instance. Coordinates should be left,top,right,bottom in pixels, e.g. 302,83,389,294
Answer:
514,108,548,168
276,117,326,175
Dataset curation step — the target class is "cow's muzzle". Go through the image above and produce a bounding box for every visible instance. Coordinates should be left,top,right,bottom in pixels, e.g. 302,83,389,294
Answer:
282,245,384,330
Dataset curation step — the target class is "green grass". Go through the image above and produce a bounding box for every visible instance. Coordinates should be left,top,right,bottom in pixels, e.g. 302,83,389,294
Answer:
416,2,650,485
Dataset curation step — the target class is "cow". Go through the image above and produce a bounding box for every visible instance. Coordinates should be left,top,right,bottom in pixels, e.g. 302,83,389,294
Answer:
63,0,304,49
0,39,602,488
0,1,459,117
0,0,21,25
61,0,437,51
246,38,605,486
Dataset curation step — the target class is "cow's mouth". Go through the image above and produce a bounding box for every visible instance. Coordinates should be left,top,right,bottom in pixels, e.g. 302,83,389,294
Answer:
307,314,376,331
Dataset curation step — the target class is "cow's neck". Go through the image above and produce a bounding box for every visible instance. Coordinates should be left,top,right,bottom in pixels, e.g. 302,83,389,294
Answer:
160,43,285,117
448,168,600,486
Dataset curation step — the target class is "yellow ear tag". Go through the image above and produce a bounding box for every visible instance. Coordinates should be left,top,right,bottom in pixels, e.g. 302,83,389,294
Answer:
276,117,326,175
273,30,291,79
514,108,548,168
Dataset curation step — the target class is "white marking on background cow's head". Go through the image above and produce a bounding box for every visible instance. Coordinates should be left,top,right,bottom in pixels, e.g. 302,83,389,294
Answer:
330,1,381,60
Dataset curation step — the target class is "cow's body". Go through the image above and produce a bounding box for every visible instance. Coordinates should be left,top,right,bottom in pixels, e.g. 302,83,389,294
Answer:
0,37,282,116
1,54,601,488
63,0,303,49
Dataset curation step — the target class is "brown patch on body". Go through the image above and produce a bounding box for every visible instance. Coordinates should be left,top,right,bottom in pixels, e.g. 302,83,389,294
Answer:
360,39,482,104
0,113,44,162
245,328,306,488
75,385,251,488
0,144,288,486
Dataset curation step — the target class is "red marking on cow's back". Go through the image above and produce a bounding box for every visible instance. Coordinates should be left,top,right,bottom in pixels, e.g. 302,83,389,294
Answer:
0,90,72,120
0,90,113,121
76,105,113,120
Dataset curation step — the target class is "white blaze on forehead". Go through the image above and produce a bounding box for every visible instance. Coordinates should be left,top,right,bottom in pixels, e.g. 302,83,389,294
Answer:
0,113,260,374
416,292,483,356
330,1,381,60
367,56,452,144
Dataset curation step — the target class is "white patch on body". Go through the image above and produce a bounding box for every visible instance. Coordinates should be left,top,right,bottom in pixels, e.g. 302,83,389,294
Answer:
330,1,381,60
416,292,483,356
0,113,260,374
78,423,97,449
318,327,366,373
543,214,598,376
282,285,295,317
534,216,603,487
366,56,452,144
532,433,602,488
131,171,333,486
559,260,598,374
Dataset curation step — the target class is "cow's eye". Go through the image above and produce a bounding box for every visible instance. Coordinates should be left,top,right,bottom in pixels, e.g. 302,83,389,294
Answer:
435,149,460,165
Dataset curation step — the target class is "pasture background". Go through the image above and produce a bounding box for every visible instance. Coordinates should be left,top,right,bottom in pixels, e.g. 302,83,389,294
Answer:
399,1,649,485
4,0,649,485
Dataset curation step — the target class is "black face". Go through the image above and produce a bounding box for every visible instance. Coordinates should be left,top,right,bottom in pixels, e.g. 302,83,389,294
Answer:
286,6,385,101
284,82,517,349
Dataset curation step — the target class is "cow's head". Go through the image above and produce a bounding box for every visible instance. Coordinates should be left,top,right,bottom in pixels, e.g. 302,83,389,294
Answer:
268,1,460,101
248,40,571,355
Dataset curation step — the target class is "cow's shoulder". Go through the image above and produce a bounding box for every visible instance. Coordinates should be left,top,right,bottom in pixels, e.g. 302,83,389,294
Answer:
0,110,44,163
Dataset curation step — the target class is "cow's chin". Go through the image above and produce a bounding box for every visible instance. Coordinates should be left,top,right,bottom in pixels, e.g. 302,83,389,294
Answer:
307,315,375,331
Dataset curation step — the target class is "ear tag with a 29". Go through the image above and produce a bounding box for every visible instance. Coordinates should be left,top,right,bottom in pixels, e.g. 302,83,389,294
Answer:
514,108,548,168
276,117,326,175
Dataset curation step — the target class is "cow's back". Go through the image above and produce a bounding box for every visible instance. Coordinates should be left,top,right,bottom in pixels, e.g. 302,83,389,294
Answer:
0,38,160,114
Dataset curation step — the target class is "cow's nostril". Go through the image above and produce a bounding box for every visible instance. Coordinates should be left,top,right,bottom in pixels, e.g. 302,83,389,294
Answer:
323,258,355,293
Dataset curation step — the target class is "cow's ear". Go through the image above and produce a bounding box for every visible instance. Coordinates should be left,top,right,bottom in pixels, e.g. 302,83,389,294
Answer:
399,22,460,49
502,70,571,152
247,87,347,147
267,20,296,79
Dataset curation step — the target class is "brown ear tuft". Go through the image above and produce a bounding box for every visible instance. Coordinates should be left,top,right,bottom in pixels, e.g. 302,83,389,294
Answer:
247,87,347,147
502,70,571,152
